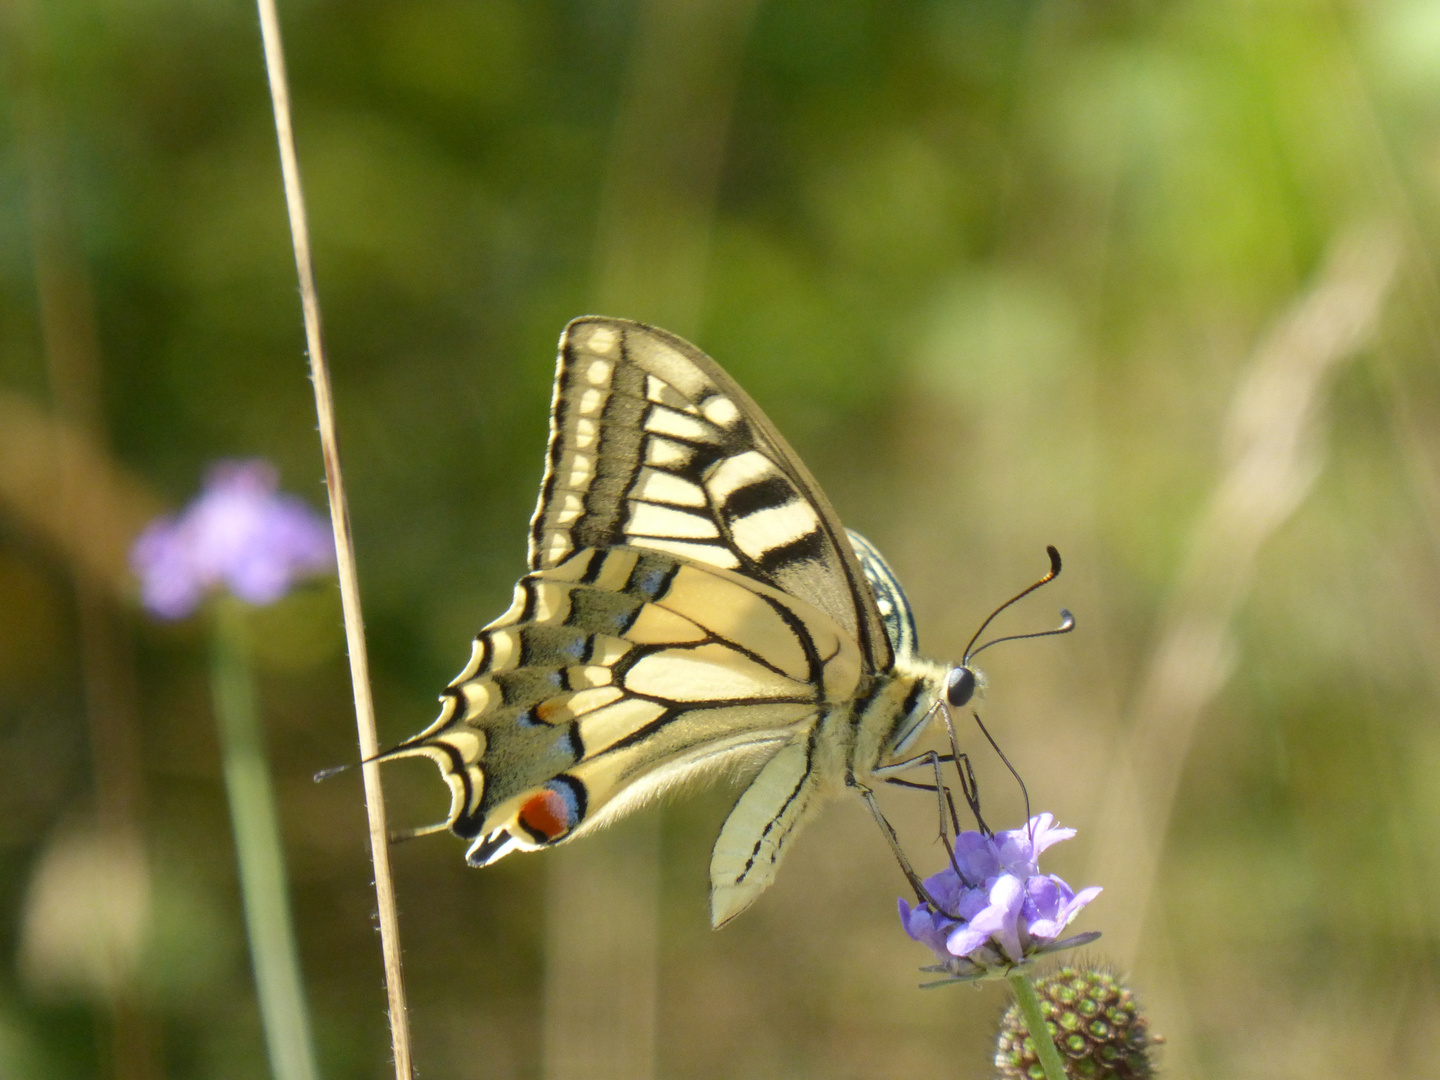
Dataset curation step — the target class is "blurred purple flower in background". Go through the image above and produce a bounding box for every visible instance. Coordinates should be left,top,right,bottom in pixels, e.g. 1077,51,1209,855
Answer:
898,813,1102,983
130,460,334,619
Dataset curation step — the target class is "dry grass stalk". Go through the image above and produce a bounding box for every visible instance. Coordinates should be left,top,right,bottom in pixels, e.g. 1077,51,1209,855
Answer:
252,2,413,1077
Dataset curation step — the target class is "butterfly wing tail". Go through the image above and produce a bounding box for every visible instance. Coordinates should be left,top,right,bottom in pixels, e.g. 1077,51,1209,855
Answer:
709,740,826,928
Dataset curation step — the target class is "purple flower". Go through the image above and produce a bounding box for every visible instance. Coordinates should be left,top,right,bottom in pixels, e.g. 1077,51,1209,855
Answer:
898,814,1102,983
130,460,334,619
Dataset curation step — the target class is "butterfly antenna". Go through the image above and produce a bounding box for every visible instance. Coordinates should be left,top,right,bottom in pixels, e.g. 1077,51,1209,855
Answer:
962,545,1064,664
968,608,1076,661
970,711,1031,831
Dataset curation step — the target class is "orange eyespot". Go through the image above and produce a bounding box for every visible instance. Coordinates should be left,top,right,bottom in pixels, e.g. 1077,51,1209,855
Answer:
519,788,573,841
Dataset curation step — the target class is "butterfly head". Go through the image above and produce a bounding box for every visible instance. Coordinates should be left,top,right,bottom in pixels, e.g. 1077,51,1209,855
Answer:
945,664,979,709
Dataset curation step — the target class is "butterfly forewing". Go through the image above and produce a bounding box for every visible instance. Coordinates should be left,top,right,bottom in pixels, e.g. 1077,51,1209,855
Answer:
530,318,892,672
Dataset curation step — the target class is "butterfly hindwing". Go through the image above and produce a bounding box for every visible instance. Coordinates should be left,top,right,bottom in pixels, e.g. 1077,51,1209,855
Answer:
395,545,864,870
709,739,827,927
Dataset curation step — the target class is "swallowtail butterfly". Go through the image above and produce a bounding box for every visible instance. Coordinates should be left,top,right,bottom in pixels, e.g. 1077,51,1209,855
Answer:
386,317,1061,926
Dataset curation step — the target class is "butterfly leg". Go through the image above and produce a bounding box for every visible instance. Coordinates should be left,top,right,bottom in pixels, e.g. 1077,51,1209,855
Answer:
876,752,960,853
967,710,1031,832
874,750,979,876
849,777,961,919
933,703,999,835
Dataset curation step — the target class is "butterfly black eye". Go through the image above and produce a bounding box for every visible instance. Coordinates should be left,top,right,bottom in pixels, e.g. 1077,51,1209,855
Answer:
946,666,976,708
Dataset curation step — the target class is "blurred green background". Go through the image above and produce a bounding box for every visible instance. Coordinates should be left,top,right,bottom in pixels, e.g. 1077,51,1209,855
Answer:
3,0,1439,1077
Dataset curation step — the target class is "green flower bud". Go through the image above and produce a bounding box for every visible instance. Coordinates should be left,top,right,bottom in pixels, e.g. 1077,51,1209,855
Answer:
995,966,1158,1079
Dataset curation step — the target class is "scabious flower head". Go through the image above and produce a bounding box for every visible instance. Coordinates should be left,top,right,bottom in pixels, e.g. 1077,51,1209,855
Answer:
130,459,334,619
996,965,1158,1079
898,813,1102,983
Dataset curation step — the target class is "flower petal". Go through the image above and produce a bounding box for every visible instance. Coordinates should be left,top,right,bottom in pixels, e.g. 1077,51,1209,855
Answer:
946,873,1024,962
899,896,954,960
1024,877,1102,941
951,829,1002,884
130,460,334,618
899,812,1104,979
131,519,205,619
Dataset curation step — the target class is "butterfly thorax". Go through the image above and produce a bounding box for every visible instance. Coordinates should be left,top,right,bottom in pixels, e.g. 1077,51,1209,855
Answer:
845,655,949,786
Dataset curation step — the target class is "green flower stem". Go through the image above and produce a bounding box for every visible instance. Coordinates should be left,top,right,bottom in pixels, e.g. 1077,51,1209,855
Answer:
1008,971,1067,1080
211,597,321,1080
